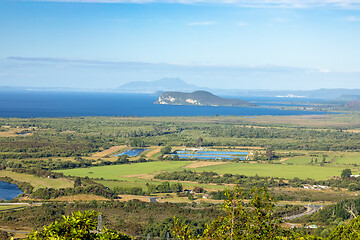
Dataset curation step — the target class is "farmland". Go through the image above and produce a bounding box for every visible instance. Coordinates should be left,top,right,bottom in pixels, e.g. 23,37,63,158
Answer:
59,159,345,181
1,114,360,238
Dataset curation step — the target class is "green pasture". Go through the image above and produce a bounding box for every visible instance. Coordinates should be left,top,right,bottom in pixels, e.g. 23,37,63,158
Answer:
332,152,360,165
58,160,347,181
0,205,28,212
196,162,344,180
283,152,360,166
58,161,191,179
0,171,74,190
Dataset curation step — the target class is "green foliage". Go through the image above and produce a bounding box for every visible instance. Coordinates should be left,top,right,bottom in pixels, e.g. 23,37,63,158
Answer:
31,185,118,200
266,147,275,160
161,146,172,154
74,177,82,187
348,183,360,191
327,215,360,239
196,137,203,148
341,169,352,179
155,170,288,188
147,181,183,194
0,229,13,240
173,186,290,240
26,211,131,240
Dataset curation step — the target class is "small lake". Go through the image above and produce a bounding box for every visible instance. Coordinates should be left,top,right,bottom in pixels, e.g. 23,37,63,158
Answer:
114,149,147,157
0,181,23,201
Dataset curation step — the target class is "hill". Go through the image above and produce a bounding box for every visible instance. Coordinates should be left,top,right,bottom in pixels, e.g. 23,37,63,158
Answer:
118,78,199,93
154,90,253,107
344,101,360,111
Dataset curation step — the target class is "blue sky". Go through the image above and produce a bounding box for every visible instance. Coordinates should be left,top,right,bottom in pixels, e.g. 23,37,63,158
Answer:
1,0,360,90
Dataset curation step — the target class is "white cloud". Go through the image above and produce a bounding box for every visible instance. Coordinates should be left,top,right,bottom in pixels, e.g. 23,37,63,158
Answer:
347,16,360,21
27,0,360,8
319,69,331,73
187,21,216,26
237,22,248,26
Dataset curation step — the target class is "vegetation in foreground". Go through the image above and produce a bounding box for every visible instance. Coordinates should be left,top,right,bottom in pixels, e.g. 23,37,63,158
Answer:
15,186,360,240
1,115,360,238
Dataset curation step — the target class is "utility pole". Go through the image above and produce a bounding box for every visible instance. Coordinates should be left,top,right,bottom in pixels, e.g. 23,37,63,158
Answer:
97,214,103,233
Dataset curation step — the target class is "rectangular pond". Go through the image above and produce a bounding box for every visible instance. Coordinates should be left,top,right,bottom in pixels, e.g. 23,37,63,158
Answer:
114,148,147,157
172,150,248,160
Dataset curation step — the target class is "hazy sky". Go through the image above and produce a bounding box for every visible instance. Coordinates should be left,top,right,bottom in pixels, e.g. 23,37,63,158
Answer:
1,0,360,90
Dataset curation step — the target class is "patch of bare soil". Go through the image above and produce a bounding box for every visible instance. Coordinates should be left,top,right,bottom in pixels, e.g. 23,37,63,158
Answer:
117,195,150,202
279,158,290,162
122,174,155,180
185,161,228,169
92,145,127,158
145,147,162,157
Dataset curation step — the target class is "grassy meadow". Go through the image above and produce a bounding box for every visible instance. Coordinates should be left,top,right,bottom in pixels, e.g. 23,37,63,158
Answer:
58,158,348,182
0,171,74,190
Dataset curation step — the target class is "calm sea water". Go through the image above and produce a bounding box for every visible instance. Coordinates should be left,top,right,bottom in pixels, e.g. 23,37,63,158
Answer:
0,181,23,201
0,91,328,118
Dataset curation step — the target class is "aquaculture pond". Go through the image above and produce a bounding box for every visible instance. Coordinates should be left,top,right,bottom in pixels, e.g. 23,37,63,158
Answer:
114,149,147,157
172,150,248,160
0,181,23,201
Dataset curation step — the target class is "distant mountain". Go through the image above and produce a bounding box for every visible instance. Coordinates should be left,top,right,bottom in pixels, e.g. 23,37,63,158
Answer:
338,95,360,101
154,90,253,107
118,78,200,93
344,101,360,111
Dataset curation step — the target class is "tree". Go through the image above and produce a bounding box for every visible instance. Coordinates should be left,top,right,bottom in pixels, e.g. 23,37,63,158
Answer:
348,183,359,192
342,169,352,179
196,137,204,148
265,147,275,160
26,211,131,240
253,151,259,161
161,146,172,155
74,177,82,188
328,215,360,239
173,186,290,240
117,155,129,164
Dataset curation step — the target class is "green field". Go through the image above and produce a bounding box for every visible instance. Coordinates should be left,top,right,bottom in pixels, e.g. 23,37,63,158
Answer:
0,205,28,212
58,161,191,179
0,171,74,190
284,152,360,166
196,162,344,180
58,160,346,181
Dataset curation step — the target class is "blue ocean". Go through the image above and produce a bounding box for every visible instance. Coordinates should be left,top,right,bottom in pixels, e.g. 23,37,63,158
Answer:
0,91,328,118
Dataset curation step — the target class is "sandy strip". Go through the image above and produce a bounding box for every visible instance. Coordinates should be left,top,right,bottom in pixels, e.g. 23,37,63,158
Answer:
121,174,155,179
279,158,291,162
184,161,228,169
145,147,162,158
344,129,360,133
92,145,126,158
117,195,150,202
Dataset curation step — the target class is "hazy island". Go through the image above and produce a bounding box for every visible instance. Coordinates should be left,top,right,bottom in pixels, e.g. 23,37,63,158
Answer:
154,90,254,107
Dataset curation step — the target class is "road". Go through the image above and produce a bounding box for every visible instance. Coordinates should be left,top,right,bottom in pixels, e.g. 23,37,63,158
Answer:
283,205,324,220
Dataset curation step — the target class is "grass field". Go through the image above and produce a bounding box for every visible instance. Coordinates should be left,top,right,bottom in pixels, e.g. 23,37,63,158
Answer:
280,152,360,167
0,205,28,212
0,171,74,190
58,161,191,179
195,162,344,180
58,160,346,181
